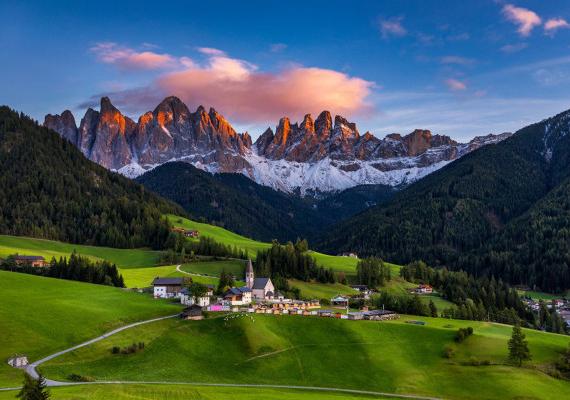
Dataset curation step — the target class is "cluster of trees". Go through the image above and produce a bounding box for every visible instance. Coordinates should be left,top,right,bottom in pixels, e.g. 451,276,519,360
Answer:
536,300,567,334
401,261,531,325
255,240,335,287
162,234,248,264
0,107,184,250
374,292,434,317
356,257,390,288
1,253,125,287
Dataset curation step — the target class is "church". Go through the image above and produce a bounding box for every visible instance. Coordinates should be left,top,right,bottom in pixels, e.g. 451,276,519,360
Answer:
245,259,279,301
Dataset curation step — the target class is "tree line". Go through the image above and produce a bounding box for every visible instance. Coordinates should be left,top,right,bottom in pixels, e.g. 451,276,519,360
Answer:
1,252,125,287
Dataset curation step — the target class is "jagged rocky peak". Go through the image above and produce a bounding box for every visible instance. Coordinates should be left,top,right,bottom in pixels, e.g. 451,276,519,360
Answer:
44,110,78,145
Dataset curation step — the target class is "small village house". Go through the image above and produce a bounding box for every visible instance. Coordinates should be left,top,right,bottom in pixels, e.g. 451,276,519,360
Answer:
7,356,28,368
171,227,199,238
13,255,47,268
180,304,203,320
331,295,349,307
180,285,214,307
223,286,252,306
363,310,399,321
414,284,433,294
152,277,184,299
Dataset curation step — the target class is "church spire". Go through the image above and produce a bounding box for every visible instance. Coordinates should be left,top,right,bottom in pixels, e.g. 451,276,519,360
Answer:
245,259,254,289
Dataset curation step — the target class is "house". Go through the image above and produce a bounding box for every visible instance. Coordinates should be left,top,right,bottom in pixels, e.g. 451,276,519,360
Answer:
180,304,203,320
415,284,433,294
348,312,364,320
180,285,214,307
317,310,333,317
340,252,359,259
13,255,47,268
331,295,349,307
7,356,28,368
152,277,184,298
363,310,399,321
170,227,199,238
351,285,373,299
224,286,252,306
245,259,275,301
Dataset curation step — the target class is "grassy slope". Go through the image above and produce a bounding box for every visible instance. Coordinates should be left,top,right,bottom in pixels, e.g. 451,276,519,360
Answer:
41,315,570,400
0,235,160,269
120,265,221,288
181,259,245,277
0,385,384,400
168,215,360,273
0,271,180,387
289,279,358,299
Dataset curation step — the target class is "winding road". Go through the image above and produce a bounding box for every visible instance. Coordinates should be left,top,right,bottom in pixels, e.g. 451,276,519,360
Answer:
4,310,443,400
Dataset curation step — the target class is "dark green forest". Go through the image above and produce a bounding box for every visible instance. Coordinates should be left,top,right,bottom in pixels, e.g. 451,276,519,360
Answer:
137,162,394,242
317,109,570,293
0,107,185,249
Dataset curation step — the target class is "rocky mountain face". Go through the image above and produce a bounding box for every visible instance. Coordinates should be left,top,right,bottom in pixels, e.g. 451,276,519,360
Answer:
45,96,511,195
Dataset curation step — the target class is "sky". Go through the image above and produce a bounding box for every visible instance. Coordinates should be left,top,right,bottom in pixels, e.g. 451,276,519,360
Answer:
1,0,570,142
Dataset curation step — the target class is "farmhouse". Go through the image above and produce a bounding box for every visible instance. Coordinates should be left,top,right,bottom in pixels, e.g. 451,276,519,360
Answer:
180,285,214,307
245,259,275,300
224,286,252,306
7,356,28,368
13,255,47,267
180,304,203,320
415,284,433,294
171,227,199,238
152,277,184,298
331,295,349,307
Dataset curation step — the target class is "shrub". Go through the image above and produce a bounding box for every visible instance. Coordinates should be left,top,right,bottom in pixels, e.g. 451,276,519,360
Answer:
443,345,456,359
68,373,94,382
455,327,474,343
111,346,120,354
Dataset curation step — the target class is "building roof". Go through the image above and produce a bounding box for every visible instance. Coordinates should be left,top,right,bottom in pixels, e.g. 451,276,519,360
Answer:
152,277,184,286
252,277,271,290
13,255,45,261
181,304,203,316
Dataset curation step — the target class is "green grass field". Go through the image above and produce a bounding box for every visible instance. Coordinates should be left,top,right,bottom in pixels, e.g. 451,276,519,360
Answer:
289,279,358,300
119,265,222,288
0,271,180,387
40,314,570,400
0,384,386,399
518,290,564,301
181,259,246,277
0,235,160,269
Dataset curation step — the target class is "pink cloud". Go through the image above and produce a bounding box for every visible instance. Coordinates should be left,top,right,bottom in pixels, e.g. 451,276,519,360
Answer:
379,17,407,38
91,42,179,70
544,18,570,35
197,47,226,56
502,4,542,36
500,42,528,53
445,78,467,91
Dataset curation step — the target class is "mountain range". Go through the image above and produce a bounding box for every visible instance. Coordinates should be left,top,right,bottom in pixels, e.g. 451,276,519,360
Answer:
317,107,570,293
44,96,511,196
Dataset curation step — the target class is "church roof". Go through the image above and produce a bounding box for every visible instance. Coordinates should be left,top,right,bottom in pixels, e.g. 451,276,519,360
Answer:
246,259,253,273
252,277,271,290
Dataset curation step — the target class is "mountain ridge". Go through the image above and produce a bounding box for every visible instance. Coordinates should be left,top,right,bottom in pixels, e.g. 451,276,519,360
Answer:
45,96,511,195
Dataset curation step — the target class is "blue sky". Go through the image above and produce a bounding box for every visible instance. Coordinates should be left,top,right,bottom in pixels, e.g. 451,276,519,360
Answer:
1,0,570,141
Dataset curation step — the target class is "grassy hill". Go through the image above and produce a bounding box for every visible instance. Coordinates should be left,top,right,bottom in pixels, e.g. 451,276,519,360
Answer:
168,215,361,274
0,271,180,387
0,235,161,269
40,314,570,400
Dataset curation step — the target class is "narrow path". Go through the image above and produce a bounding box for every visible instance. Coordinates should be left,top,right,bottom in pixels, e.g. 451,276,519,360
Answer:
4,312,444,400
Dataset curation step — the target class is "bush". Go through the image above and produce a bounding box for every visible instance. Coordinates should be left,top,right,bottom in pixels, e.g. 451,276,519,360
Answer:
443,345,456,359
111,346,120,354
455,327,474,343
115,342,145,355
68,373,94,382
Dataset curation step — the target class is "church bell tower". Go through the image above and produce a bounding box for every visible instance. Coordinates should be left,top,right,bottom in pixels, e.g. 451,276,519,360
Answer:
245,259,254,289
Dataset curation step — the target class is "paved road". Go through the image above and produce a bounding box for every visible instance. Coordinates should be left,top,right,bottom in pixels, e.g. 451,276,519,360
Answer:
5,310,444,400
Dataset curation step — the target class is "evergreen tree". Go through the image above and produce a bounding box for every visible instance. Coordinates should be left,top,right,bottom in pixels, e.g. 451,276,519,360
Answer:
508,324,531,367
17,374,50,400
429,300,438,317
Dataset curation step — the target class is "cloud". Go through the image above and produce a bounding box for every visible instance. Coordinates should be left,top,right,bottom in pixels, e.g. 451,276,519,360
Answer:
379,17,407,38
90,42,179,70
270,43,287,53
500,42,528,53
502,4,542,36
445,78,467,91
89,48,374,124
544,18,570,35
440,56,475,66
197,47,226,56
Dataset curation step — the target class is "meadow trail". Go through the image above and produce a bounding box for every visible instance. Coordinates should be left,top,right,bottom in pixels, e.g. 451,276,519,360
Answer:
3,313,445,400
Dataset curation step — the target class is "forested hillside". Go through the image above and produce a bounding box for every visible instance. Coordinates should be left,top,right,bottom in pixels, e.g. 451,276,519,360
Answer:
137,162,394,242
317,109,570,292
0,107,184,249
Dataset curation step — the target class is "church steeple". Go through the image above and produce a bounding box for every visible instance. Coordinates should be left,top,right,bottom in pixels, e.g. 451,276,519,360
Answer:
245,259,254,289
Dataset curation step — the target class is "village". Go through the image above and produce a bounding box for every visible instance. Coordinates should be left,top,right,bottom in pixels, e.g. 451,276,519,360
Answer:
152,259,400,322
